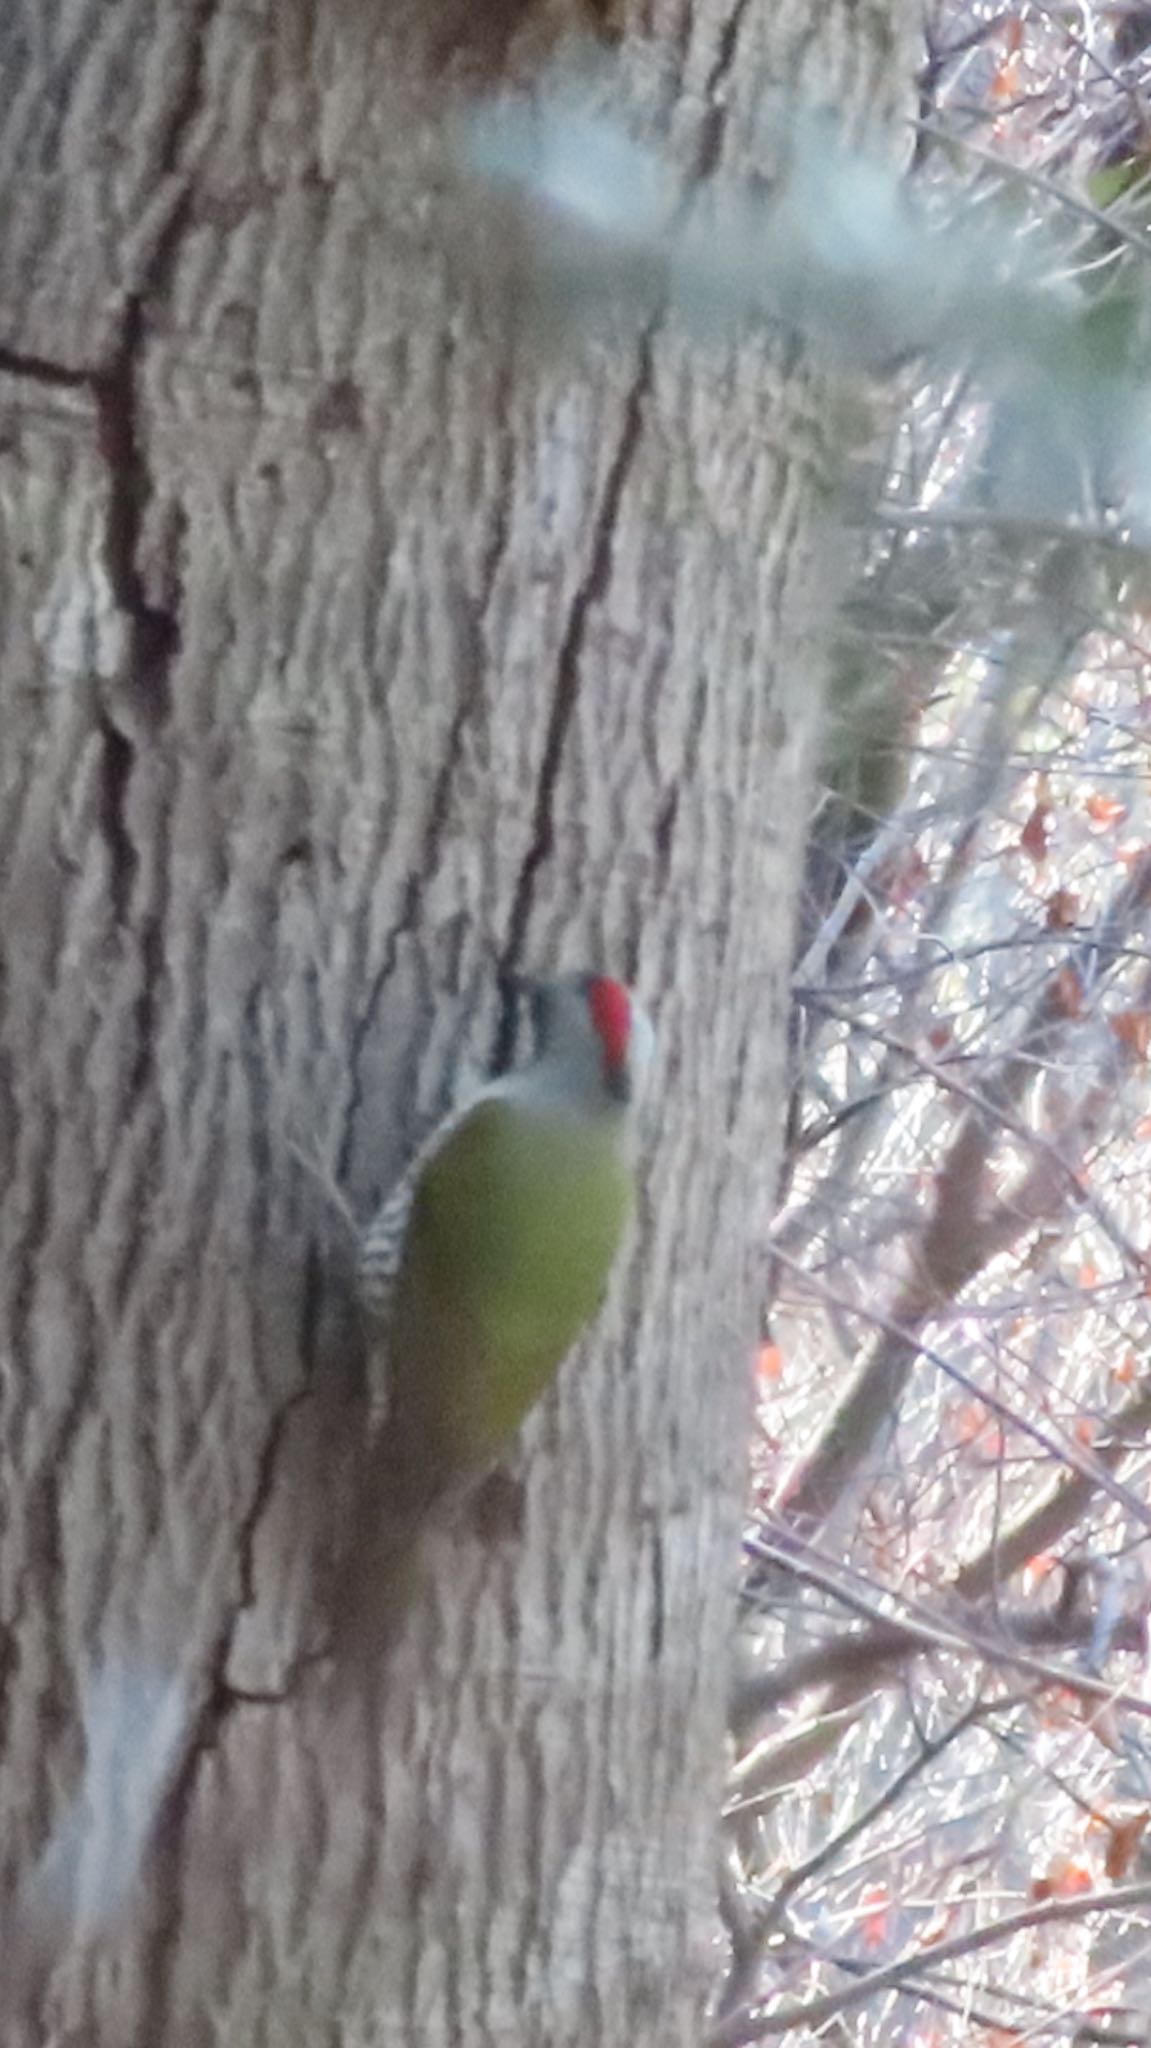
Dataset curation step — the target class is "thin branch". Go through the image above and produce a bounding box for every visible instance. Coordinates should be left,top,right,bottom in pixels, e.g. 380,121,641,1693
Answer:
708,1880,1151,2046
864,502,1148,551
769,1250,1151,1535
725,1701,869,1816
732,1536,1149,1733
955,1377,1151,1599
775,853,1151,1532
795,937,1151,1000
743,1534,1151,1715
750,1704,988,1928
777,1933,1145,2046
915,113,1151,265
801,995,1149,1278
1029,0,1151,132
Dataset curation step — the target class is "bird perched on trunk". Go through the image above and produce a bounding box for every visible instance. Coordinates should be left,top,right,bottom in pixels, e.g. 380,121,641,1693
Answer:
332,971,652,1654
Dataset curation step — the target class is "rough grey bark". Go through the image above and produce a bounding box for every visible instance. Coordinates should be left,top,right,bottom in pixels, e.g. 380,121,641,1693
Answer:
0,2,916,2044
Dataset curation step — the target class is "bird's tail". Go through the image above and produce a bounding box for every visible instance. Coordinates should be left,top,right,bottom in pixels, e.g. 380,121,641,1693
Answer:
322,1422,469,1673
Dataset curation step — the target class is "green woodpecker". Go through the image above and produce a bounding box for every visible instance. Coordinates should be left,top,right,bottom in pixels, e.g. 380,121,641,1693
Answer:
337,972,652,1645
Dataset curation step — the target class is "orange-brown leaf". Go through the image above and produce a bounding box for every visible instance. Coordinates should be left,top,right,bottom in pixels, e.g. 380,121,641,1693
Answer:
1110,1009,1151,1059
1105,1811,1149,1880
1051,963,1085,1017
952,1399,989,1445
1023,1551,1060,1592
1038,1854,1094,1898
756,1341,784,1385
1085,792,1128,827
859,1883,891,1951
1020,799,1052,862
1045,887,1079,929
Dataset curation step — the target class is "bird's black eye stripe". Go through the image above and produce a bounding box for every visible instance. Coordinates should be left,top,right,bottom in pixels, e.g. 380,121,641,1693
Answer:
605,1059,631,1104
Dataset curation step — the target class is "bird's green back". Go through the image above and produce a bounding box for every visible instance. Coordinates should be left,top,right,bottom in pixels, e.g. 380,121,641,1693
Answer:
386,1096,633,1491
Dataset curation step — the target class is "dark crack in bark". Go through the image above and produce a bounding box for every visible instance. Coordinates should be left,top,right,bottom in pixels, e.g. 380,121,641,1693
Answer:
96,714,139,931
91,302,182,734
695,0,759,180
496,333,653,1049
0,346,90,389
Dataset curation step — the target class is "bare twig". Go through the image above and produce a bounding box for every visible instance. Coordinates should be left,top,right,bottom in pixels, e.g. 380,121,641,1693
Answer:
740,1534,1151,1718
769,1252,1151,1537
749,1704,988,1927
708,1880,1151,2045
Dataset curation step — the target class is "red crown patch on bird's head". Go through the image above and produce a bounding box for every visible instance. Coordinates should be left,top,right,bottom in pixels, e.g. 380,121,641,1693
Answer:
519,971,650,1110
587,976,632,1076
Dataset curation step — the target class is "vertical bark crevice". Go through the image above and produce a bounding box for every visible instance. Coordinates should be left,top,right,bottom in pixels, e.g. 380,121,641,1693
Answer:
90,0,220,724
694,0,759,179
91,304,182,735
499,333,655,996
95,715,139,931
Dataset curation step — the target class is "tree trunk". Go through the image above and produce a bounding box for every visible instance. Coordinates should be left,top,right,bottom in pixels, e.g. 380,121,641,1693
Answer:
0,2,915,2042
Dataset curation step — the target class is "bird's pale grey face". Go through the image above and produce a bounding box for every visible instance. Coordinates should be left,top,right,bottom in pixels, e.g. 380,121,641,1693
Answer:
527,973,653,1109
